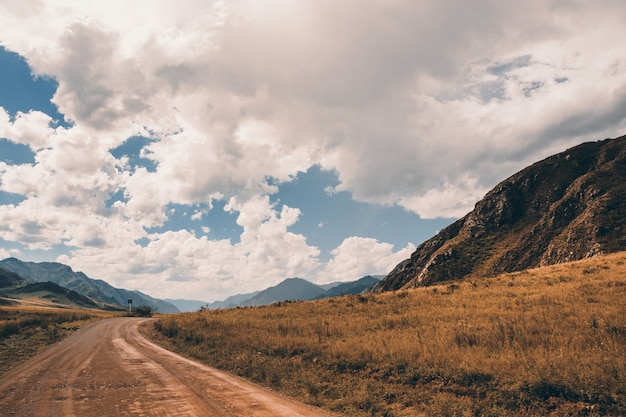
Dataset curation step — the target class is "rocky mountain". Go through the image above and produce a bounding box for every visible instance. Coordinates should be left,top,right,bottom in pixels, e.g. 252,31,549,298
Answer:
373,135,626,292
240,278,327,307
0,267,28,289
313,275,382,299
4,281,103,309
204,276,382,309
0,258,179,313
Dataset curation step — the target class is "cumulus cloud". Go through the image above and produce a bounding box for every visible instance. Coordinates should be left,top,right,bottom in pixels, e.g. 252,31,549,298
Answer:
398,175,489,219
0,1,625,298
4,1,626,213
319,237,416,284
0,110,56,149
58,196,321,300
0,247,11,259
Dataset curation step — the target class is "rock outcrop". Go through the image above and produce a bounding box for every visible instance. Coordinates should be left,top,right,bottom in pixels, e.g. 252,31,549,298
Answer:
373,135,626,292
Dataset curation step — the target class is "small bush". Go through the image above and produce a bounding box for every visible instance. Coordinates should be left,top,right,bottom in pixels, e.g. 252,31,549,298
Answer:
131,304,157,317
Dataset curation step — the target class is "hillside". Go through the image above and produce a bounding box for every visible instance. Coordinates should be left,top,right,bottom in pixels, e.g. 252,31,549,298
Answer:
0,258,179,313
153,251,626,416
313,275,381,299
374,134,626,292
0,268,28,289
4,281,103,309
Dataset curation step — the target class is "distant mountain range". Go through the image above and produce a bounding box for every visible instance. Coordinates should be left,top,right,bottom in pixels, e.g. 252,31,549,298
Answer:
0,257,382,312
373,134,626,292
197,275,382,311
0,258,180,313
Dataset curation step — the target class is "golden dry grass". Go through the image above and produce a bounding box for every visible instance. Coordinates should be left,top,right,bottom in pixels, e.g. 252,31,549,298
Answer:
152,252,626,416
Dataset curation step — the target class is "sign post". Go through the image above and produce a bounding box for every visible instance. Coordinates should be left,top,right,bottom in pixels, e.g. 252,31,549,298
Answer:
128,299,132,313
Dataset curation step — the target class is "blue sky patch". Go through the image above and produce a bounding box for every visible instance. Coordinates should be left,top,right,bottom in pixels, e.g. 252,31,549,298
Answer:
0,46,70,127
0,190,26,206
0,138,36,165
110,136,158,173
146,201,243,243
271,165,452,260
487,55,532,76
104,188,129,208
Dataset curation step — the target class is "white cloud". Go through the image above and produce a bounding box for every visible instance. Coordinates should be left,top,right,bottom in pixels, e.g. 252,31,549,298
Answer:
0,110,55,149
59,202,319,300
0,247,11,259
398,175,489,219
4,1,626,217
58,197,322,300
318,237,416,284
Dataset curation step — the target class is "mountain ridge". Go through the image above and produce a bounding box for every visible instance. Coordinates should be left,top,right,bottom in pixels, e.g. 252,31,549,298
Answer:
0,267,28,289
240,278,327,307
373,134,626,292
0,258,180,313
4,281,103,309
199,276,382,310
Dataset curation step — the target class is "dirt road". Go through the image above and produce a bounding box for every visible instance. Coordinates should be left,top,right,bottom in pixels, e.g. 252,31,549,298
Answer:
0,317,339,416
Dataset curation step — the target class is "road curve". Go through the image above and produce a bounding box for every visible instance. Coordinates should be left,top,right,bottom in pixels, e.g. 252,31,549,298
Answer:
0,317,339,417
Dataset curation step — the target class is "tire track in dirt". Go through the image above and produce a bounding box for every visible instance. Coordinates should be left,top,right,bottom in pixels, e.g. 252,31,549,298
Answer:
0,317,340,417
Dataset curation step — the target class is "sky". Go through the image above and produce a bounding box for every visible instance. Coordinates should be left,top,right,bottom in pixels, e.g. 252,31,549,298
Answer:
1,1,625,302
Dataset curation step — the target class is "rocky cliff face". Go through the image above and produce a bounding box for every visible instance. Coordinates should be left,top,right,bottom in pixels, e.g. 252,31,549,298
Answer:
373,135,626,292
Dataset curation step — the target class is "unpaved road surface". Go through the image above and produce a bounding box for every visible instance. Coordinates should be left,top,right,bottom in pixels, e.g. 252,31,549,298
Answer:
0,317,339,416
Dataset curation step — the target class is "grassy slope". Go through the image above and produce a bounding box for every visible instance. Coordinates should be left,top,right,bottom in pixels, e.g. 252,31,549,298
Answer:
151,252,626,417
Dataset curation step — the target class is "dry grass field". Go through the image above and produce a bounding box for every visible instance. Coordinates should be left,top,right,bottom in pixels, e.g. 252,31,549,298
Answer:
0,304,115,375
152,252,626,416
